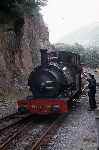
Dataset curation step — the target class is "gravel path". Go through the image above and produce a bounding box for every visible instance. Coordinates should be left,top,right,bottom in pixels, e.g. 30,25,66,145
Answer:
48,95,98,150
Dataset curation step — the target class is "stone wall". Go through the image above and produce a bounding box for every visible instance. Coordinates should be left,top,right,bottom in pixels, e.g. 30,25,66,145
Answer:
0,14,50,90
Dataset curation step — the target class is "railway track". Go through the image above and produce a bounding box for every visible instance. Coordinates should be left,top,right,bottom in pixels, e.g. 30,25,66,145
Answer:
0,114,33,150
0,87,87,150
0,112,32,132
31,114,66,150
0,112,18,121
31,87,87,150
0,113,64,150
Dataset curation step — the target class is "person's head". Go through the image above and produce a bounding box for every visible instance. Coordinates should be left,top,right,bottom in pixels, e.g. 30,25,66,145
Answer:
91,75,94,79
88,73,92,79
88,73,94,79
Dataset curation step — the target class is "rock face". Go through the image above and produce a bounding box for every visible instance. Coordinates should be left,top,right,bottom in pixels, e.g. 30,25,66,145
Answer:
0,15,50,90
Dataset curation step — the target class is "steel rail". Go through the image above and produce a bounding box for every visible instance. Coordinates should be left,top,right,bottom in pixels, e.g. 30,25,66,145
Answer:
0,117,33,150
0,113,31,133
31,114,65,150
0,87,87,150
0,112,18,121
31,87,87,150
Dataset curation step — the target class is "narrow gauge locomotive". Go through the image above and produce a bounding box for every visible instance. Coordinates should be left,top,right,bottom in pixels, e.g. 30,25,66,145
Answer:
17,49,82,114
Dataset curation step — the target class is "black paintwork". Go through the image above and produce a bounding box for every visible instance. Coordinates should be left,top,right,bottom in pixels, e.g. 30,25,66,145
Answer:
28,49,81,99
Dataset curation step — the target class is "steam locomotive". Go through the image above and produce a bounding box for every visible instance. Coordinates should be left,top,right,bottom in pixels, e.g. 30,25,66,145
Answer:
17,49,82,114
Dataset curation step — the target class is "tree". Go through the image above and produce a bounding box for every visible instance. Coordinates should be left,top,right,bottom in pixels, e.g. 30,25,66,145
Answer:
71,43,85,54
0,0,47,17
0,0,48,47
55,42,99,68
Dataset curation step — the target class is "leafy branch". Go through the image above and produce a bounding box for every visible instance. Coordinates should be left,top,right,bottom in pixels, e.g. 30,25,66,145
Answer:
0,0,47,17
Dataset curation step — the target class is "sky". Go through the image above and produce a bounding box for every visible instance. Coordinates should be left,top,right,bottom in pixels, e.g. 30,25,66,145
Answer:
41,0,99,43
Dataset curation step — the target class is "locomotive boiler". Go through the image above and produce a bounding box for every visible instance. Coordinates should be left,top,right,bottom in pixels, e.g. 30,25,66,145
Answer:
17,49,82,114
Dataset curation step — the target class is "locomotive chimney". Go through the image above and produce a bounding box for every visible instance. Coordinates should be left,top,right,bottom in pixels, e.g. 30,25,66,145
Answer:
40,49,48,66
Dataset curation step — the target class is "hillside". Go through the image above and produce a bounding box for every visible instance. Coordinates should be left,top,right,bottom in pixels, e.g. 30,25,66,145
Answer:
0,0,50,91
59,22,99,47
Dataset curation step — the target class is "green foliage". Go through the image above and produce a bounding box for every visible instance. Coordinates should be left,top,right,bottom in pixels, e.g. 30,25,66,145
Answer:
81,49,99,68
0,0,47,18
0,0,47,32
55,43,99,68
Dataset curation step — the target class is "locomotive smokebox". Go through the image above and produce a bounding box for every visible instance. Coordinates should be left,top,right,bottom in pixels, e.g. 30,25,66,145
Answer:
40,49,48,66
